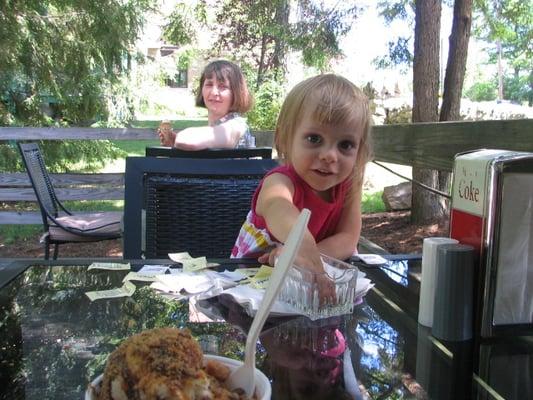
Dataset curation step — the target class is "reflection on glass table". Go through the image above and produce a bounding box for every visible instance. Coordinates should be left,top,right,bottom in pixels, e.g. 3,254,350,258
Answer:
0,258,531,399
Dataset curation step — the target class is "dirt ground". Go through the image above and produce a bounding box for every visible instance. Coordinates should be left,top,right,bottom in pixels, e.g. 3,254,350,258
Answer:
360,211,449,254
0,211,448,258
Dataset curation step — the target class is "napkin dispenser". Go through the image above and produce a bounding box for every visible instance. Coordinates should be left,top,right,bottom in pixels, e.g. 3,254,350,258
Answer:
450,149,533,337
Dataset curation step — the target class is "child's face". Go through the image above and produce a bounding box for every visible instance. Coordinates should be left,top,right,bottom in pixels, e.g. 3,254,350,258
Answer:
290,111,360,197
202,74,233,118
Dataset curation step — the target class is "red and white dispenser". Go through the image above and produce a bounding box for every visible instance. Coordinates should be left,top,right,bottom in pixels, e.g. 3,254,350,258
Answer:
450,149,533,337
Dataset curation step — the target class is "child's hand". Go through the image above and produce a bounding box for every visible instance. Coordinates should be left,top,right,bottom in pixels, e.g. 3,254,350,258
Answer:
257,244,282,266
259,239,336,305
295,240,337,306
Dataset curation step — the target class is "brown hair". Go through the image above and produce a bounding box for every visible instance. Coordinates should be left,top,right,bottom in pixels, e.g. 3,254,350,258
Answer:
275,74,373,196
195,60,253,113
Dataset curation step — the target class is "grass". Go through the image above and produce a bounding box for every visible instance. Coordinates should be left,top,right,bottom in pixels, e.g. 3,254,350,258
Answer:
111,139,160,156
1,225,42,245
361,191,386,213
110,119,209,157
130,119,207,130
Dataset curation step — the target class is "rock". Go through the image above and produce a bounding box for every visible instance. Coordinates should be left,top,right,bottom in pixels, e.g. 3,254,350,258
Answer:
382,182,412,211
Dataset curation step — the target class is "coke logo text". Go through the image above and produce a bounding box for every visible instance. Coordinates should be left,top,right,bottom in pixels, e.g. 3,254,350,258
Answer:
458,179,480,202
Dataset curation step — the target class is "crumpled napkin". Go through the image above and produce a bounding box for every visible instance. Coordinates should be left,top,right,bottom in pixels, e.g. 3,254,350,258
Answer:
152,272,213,294
355,273,374,298
149,269,246,298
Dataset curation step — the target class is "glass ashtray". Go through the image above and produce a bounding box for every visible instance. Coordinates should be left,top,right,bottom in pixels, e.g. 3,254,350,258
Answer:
277,254,359,320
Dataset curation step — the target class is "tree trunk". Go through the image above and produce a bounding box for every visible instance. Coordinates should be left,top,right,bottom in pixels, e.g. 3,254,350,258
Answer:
272,0,289,80
257,34,268,89
412,0,440,123
412,0,443,224
440,0,472,121
529,69,533,106
438,0,473,221
497,40,504,100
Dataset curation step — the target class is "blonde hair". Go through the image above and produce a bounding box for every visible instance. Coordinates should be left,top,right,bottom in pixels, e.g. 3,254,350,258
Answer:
275,74,373,197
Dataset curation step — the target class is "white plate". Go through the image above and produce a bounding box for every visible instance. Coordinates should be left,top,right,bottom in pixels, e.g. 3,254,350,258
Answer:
85,353,271,400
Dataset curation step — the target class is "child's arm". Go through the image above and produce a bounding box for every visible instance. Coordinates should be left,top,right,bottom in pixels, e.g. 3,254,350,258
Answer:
317,194,362,260
173,119,245,150
255,173,324,274
256,173,336,303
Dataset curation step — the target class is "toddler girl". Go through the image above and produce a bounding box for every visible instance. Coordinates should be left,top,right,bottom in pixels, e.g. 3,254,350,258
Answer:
232,74,372,274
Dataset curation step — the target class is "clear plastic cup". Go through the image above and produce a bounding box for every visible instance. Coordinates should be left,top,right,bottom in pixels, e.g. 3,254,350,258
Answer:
278,254,359,320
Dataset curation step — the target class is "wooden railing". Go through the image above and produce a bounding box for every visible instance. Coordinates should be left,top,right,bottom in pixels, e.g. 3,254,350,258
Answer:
1,118,532,225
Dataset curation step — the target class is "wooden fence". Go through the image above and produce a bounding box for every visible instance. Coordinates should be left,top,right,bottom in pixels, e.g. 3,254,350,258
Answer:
1,118,532,225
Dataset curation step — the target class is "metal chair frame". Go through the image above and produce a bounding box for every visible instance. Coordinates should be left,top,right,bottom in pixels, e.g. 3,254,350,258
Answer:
18,142,121,259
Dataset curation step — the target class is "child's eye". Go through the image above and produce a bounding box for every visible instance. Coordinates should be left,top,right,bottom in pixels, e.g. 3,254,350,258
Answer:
305,134,322,144
339,140,356,151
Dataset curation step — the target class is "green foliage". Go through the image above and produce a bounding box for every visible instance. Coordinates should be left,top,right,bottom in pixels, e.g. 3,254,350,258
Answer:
102,76,135,127
378,0,413,23
375,37,413,70
176,48,197,70
473,0,532,68
207,0,361,84
464,72,530,104
163,4,196,46
288,2,359,72
464,81,497,101
384,105,412,124
362,191,386,213
503,74,532,104
473,0,532,102
163,1,207,47
128,55,205,119
375,2,414,71
246,80,284,130
363,82,378,100
0,0,155,124
0,141,124,173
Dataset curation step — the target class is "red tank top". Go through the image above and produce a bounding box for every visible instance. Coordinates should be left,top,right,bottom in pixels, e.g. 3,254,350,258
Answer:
249,164,351,242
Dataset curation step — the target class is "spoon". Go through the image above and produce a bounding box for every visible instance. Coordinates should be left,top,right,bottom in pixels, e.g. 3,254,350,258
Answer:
227,208,311,398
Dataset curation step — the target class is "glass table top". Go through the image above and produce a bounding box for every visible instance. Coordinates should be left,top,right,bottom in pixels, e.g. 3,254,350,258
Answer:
0,258,531,399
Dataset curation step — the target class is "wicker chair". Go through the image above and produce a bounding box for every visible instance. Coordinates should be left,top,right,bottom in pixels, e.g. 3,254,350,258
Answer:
123,156,278,259
18,143,122,260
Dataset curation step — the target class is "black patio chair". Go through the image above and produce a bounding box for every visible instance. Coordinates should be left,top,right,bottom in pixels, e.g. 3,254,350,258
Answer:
145,146,272,159
123,156,278,259
18,142,122,260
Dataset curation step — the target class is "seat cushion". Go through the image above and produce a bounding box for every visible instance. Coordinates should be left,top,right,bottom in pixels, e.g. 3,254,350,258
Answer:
49,212,122,242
